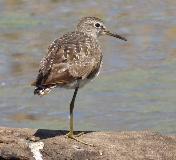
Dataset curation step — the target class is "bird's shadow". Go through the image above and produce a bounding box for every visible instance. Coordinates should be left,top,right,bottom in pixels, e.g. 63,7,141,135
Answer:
33,129,93,140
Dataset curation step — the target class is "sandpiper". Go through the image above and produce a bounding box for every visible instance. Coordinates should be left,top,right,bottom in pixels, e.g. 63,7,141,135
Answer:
32,17,127,145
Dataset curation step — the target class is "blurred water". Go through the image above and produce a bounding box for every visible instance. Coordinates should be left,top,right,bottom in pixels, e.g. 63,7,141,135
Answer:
0,0,176,134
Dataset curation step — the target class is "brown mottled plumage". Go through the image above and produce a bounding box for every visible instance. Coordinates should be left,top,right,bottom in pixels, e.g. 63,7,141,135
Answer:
33,31,102,95
32,17,127,145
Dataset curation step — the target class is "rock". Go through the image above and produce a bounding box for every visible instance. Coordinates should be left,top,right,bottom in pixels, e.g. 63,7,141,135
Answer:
0,127,176,160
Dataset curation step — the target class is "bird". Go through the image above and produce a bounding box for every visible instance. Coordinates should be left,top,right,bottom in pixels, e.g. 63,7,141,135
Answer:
32,16,127,145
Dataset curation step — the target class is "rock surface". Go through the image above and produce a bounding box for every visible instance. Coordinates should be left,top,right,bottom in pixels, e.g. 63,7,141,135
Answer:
0,127,176,160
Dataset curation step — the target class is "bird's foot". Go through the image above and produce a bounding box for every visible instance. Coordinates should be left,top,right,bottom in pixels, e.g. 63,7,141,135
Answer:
65,131,94,146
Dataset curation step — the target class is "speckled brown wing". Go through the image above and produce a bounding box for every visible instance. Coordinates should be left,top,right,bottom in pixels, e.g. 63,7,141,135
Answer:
33,31,102,88
34,38,75,87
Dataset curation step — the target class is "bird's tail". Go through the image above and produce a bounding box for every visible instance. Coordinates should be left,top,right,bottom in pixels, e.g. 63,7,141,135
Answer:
34,86,52,96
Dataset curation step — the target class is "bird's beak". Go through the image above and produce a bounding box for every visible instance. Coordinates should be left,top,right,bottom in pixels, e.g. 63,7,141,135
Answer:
103,30,127,41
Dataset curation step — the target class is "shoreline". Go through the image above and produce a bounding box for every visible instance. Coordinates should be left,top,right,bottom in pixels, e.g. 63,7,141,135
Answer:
0,127,176,159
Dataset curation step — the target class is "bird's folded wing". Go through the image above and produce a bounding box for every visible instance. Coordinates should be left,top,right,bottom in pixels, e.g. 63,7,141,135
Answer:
43,63,76,85
43,56,99,86
33,33,101,86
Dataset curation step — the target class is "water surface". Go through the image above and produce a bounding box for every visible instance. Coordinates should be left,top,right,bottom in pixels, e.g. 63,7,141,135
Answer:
0,0,176,134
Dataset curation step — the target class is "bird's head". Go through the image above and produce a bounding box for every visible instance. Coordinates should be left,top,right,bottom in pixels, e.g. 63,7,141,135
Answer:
76,16,127,41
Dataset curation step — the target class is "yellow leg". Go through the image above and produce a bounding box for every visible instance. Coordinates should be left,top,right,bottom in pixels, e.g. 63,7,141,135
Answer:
65,87,93,146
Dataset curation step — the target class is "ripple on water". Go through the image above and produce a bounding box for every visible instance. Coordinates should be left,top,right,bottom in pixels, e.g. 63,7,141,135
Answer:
0,0,176,134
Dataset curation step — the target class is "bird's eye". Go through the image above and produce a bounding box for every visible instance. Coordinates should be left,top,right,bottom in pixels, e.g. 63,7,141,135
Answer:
95,23,101,28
